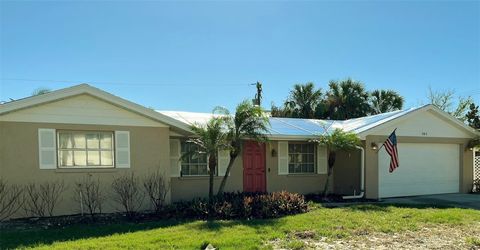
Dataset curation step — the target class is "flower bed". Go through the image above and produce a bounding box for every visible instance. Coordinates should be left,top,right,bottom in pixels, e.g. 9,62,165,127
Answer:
165,191,308,219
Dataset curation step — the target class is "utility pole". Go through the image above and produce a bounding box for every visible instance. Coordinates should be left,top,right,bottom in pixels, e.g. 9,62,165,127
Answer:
252,81,262,106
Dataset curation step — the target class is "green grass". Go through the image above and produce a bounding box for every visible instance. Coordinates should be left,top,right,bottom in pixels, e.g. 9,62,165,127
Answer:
467,237,480,247
1,203,479,249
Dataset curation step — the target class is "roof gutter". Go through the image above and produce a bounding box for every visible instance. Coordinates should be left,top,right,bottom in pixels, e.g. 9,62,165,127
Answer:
342,145,365,199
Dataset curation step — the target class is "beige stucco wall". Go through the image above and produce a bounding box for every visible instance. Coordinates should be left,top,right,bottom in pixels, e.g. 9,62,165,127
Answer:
0,121,171,218
171,141,335,200
170,156,243,202
333,149,362,195
365,135,474,199
266,141,330,194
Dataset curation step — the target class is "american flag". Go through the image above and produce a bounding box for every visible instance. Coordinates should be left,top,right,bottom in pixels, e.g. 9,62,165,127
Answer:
383,130,399,173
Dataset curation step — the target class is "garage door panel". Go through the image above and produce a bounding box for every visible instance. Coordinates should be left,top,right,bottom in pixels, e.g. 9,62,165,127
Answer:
379,143,459,198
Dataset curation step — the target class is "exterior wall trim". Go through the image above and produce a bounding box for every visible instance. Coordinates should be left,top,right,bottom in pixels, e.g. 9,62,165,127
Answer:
0,84,192,133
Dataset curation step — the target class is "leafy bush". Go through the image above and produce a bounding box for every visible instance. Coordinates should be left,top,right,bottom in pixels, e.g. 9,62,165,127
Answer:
23,180,66,217
111,173,144,218
166,191,308,220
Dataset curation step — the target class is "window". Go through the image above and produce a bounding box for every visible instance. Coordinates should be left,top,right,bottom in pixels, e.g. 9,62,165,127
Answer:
180,142,210,176
57,131,114,168
288,143,315,174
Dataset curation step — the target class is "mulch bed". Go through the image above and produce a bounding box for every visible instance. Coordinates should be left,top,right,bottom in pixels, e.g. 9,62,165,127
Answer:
0,212,163,231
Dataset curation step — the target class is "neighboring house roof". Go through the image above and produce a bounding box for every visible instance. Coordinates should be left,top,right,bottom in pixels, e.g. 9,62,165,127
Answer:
0,84,192,133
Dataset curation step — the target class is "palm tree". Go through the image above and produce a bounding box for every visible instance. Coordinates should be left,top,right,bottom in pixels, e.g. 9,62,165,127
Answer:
32,88,51,96
285,82,323,118
326,78,370,120
370,90,404,114
312,129,361,197
217,101,270,195
184,116,229,200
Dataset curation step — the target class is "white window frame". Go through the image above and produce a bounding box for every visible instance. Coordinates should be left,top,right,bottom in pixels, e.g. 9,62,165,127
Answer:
56,130,115,169
180,141,213,177
288,142,316,174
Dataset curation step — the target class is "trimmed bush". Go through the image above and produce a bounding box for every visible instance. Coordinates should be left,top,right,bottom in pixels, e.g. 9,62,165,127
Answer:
23,180,66,217
165,191,308,220
111,173,144,218
0,179,24,221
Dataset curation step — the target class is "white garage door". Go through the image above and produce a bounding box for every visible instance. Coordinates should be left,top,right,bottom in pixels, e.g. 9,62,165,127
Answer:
379,143,460,198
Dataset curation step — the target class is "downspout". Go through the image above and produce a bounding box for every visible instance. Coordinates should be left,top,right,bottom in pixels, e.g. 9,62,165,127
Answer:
342,145,365,199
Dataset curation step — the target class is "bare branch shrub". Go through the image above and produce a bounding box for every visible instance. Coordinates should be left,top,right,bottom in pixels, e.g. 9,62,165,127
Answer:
143,169,169,213
111,173,144,218
73,175,105,217
0,179,24,221
23,180,65,217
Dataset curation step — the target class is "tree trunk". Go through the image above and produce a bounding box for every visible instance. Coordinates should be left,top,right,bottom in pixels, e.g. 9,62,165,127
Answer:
208,155,217,201
217,156,237,195
322,151,336,198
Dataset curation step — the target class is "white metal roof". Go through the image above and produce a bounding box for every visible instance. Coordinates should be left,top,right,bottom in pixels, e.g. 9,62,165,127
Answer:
158,106,426,139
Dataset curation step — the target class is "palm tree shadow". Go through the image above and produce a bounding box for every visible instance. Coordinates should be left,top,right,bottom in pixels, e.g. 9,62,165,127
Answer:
1,216,283,249
0,218,190,249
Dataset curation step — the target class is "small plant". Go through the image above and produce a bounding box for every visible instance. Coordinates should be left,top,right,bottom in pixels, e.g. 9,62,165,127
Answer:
143,169,169,213
473,178,480,193
73,174,105,218
284,240,306,250
23,180,66,217
111,173,144,218
467,237,480,248
0,179,25,221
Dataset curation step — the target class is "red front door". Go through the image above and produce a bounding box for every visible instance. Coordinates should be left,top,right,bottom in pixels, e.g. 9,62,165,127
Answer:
243,141,266,193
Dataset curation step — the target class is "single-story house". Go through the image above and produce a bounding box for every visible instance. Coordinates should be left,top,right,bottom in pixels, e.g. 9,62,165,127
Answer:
0,84,478,217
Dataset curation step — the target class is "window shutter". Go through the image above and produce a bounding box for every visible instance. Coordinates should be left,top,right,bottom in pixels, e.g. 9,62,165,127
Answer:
278,141,289,175
115,131,130,168
317,145,328,174
38,128,57,169
218,149,230,176
169,139,181,177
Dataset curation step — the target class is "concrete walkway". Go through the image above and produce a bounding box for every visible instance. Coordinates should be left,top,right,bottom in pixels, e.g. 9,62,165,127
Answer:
382,193,480,210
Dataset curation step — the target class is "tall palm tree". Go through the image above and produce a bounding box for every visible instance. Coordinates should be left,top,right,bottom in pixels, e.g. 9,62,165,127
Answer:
286,82,323,118
217,101,270,195
184,116,229,200
312,129,361,197
326,78,370,120
370,90,404,114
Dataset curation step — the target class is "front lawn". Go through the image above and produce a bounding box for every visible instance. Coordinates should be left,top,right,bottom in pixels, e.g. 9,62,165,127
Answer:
1,203,479,249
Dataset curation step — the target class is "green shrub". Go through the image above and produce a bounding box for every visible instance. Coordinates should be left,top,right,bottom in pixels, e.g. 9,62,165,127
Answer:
165,191,308,220
473,178,480,193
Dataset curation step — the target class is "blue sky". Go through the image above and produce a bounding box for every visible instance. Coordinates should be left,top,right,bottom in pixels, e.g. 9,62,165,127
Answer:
1,1,479,112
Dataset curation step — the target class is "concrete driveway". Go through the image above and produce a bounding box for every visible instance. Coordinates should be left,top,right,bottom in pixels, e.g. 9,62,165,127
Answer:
382,193,480,210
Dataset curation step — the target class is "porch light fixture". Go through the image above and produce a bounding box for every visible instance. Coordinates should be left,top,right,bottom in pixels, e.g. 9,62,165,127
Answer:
271,149,277,157
371,142,378,150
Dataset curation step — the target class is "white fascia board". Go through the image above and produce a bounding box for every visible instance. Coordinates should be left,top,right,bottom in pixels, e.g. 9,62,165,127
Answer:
357,104,479,138
0,84,192,133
